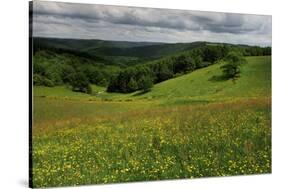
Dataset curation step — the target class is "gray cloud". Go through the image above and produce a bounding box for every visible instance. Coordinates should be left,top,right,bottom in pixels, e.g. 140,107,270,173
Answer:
32,1,272,46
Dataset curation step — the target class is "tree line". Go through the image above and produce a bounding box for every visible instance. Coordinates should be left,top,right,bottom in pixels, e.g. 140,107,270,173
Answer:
107,45,271,93
33,50,119,94
33,43,271,94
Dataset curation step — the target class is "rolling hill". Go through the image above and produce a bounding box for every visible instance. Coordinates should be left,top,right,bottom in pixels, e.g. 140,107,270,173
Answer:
138,56,271,101
33,37,265,70
34,56,271,104
33,37,209,66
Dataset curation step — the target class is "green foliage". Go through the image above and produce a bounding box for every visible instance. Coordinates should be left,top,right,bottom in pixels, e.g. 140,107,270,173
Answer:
139,76,154,92
33,49,119,88
106,46,228,93
33,74,44,86
45,64,63,85
69,72,92,94
221,52,247,79
33,37,206,66
127,77,139,91
86,84,92,94
61,64,76,84
107,66,154,93
244,46,271,56
174,55,196,73
33,37,270,95
33,74,54,87
225,51,247,64
221,62,241,79
201,45,229,63
155,63,174,82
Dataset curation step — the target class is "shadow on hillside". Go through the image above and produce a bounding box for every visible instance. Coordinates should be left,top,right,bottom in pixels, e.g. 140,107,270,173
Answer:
208,75,228,82
132,90,150,96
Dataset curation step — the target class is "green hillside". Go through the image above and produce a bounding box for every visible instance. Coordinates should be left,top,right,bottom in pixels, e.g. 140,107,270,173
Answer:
34,56,271,103
33,37,205,57
139,56,271,101
91,42,206,58
96,56,271,101
33,37,163,50
33,37,208,66
33,37,271,94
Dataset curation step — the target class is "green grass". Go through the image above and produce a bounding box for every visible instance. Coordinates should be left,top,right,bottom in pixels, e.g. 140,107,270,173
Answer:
34,86,91,99
33,97,157,123
136,56,271,101
32,56,271,187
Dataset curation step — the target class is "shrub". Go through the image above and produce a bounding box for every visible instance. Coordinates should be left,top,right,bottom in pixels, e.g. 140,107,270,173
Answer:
33,74,54,87
43,78,55,87
86,84,92,94
33,74,43,86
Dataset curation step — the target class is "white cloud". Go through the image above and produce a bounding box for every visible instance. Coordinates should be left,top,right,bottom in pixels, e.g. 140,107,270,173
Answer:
32,1,272,46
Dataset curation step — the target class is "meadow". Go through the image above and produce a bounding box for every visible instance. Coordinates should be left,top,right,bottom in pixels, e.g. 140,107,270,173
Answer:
32,56,271,187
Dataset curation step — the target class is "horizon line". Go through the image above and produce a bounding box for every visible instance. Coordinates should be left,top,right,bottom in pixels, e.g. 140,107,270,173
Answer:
33,35,272,48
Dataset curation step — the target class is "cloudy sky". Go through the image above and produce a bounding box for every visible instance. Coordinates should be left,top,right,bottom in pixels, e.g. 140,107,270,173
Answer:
32,1,272,46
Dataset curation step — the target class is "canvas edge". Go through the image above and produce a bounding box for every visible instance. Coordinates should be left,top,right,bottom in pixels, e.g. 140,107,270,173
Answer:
29,1,34,188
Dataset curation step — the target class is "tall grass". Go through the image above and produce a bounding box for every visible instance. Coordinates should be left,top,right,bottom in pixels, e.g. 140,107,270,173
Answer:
32,98,271,187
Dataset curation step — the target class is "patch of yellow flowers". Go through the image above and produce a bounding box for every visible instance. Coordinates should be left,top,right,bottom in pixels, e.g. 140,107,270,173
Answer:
32,100,271,187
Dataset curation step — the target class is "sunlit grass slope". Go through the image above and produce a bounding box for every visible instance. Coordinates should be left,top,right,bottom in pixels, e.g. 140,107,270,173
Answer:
34,56,271,102
139,56,271,101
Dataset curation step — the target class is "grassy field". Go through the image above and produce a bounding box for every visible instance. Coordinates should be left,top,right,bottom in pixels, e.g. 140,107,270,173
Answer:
32,56,271,187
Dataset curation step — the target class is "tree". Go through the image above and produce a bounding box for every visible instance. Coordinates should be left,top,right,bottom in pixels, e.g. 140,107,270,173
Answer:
156,63,173,82
221,62,241,79
202,45,229,63
221,52,246,79
262,47,271,56
174,55,196,73
139,76,153,92
107,76,119,92
33,74,44,86
192,55,203,68
225,51,246,64
127,77,138,92
69,72,92,94
33,74,54,87
44,64,63,85
61,64,75,84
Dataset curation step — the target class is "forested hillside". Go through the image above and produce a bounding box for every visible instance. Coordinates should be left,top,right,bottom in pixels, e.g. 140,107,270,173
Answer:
33,37,271,94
